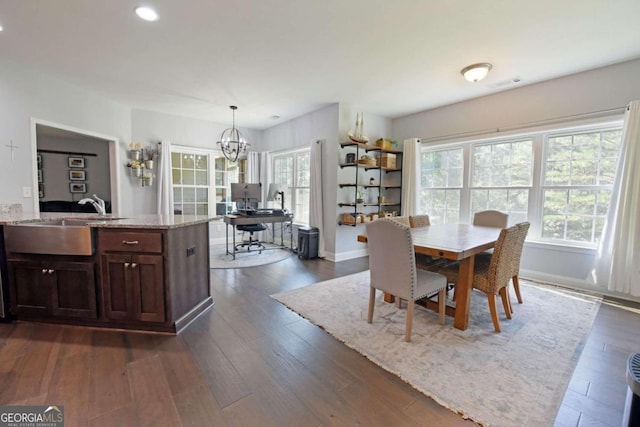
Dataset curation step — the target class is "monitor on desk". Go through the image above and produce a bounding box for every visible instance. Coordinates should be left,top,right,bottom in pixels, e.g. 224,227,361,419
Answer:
267,183,287,211
231,183,262,211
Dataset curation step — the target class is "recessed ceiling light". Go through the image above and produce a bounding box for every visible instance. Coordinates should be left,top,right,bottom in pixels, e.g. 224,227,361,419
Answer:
0,25,4,32
135,6,159,22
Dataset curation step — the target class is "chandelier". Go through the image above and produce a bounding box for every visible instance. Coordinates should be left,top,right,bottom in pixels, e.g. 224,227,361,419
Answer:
217,105,250,162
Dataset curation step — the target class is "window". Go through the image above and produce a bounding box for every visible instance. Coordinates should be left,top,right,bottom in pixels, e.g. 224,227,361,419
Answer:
541,129,621,243
171,146,247,216
420,122,622,246
420,148,463,223
272,149,310,224
470,139,532,225
171,150,209,215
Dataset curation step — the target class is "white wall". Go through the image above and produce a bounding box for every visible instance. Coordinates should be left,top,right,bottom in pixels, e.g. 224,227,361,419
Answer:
0,61,132,214
262,104,340,256
391,58,640,292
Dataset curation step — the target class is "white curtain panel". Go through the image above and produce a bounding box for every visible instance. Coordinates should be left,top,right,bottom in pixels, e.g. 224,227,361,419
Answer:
401,138,421,216
310,140,326,257
156,140,173,216
593,101,640,296
247,151,260,183
260,151,272,204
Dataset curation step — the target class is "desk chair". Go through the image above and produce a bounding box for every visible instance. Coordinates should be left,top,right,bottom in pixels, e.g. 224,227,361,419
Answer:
234,201,267,253
235,223,267,252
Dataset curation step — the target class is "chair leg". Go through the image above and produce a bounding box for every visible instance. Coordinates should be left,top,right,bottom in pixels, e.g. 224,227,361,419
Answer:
513,275,523,304
499,287,512,319
438,289,446,325
405,301,414,342
367,287,376,323
487,294,501,333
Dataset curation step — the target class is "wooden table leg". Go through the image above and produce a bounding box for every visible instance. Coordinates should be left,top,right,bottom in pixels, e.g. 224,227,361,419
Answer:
453,256,475,330
383,292,395,303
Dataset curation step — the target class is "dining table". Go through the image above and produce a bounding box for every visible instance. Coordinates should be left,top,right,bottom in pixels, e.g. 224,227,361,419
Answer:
358,223,503,331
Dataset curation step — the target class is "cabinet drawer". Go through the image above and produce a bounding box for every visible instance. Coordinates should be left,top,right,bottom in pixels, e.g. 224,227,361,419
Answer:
99,231,163,253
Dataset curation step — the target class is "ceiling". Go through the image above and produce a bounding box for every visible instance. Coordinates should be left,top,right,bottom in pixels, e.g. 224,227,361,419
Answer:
2,1,640,130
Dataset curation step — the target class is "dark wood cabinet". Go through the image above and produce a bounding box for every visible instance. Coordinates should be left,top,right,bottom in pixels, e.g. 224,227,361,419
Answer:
8,259,97,319
101,253,165,323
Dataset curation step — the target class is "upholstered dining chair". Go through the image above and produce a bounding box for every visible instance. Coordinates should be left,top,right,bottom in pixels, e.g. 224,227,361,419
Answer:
473,210,508,228
366,218,448,342
408,214,447,271
389,216,410,227
439,222,530,332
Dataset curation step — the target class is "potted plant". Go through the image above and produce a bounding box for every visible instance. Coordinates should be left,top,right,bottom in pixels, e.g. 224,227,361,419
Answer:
356,188,364,204
129,142,143,161
143,172,153,186
127,160,143,177
145,144,159,169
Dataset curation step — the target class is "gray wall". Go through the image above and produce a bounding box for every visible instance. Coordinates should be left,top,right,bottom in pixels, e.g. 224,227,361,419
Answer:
391,58,640,295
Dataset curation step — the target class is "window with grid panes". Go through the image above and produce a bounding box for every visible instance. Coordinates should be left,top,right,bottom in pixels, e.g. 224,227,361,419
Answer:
470,139,533,225
541,128,622,244
272,149,310,224
420,148,463,224
171,151,209,215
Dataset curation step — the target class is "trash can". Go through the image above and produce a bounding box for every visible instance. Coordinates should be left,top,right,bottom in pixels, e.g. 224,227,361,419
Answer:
624,353,640,426
297,226,319,259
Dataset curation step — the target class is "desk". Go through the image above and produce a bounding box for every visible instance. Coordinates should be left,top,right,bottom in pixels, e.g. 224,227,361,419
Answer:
358,223,501,331
224,213,294,259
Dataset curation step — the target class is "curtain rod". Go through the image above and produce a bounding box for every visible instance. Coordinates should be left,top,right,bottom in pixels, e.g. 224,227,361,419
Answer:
37,149,97,157
420,105,628,144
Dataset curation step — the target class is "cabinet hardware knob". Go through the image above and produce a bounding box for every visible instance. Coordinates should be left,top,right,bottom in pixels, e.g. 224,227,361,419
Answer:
124,262,130,268
48,269,55,274
42,269,48,274
131,263,138,268
122,240,139,245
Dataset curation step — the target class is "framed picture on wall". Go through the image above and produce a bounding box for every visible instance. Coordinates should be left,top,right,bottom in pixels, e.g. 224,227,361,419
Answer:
69,182,87,193
68,157,85,168
69,170,86,180
37,169,43,183
37,154,43,169
38,184,44,198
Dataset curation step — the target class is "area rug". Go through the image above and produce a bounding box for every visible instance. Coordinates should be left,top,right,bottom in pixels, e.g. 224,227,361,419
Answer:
271,271,601,427
210,243,293,269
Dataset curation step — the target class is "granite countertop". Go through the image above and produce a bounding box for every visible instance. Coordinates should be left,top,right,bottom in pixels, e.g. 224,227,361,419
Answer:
0,212,223,229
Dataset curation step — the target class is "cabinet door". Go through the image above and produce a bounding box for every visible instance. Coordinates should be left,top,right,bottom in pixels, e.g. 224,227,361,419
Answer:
131,254,165,323
102,253,134,320
101,253,165,323
50,261,97,319
8,260,50,316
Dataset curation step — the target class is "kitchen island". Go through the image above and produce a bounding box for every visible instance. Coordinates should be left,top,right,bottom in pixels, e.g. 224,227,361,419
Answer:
0,213,218,333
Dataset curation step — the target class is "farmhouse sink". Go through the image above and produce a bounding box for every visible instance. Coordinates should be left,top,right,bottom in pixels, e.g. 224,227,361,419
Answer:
3,217,125,255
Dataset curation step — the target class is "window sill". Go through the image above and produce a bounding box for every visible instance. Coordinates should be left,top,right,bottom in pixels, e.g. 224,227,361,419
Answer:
525,239,597,255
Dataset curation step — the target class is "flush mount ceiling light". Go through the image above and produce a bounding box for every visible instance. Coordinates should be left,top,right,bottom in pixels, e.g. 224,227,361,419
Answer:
461,63,492,82
217,106,250,162
135,6,159,22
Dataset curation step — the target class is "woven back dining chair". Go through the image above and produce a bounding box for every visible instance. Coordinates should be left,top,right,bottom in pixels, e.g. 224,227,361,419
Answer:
409,214,431,228
366,218,448,342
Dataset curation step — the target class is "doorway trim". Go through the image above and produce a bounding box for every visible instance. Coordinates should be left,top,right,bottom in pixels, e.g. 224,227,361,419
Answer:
30,118,121,215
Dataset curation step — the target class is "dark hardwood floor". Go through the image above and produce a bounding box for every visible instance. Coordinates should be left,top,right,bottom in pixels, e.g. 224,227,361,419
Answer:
0,255,638,426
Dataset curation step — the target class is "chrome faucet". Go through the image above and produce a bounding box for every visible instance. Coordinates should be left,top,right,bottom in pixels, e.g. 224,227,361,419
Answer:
78,194,107,216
